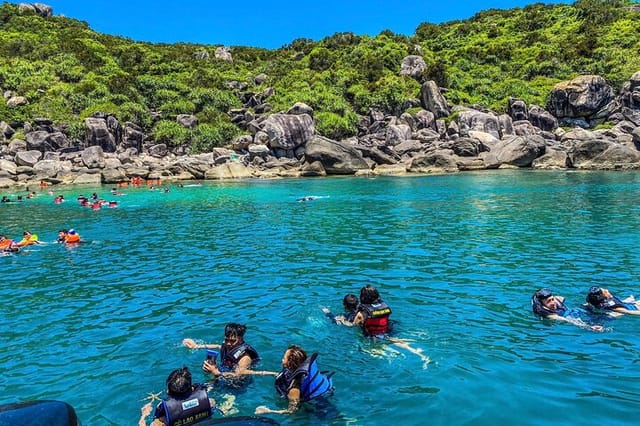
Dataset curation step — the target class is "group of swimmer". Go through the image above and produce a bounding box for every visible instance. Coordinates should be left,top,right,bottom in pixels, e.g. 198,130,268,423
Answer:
138,284,429,426
531,286,640,331
0,229,83,254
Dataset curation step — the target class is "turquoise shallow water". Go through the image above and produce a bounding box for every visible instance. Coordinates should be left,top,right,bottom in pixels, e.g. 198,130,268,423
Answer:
2,170,640,425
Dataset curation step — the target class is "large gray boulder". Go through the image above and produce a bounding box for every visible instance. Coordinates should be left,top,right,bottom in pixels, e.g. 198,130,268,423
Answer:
85,117,116,152
263,113,315,150
570,139,640,169
81,145,106,169
15,150,42,167
420,80,450,118
484,135,546,168
400,55,427,80
457,109,501,139
304,135,369,175
550,75,614,119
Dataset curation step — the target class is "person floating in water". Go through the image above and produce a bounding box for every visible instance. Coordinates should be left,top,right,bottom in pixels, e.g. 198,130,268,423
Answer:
183,323,276,382
585,286,640,316
531,288,603,331
322,294,358,324
57,229,81,244
0,235,19,253
327,285,430,365
15,231,40,247
296,196,318,202
138,366,235,426
255,344,334,415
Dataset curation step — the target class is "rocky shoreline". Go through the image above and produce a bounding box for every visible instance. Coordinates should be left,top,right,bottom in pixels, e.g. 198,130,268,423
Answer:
2,70,640,189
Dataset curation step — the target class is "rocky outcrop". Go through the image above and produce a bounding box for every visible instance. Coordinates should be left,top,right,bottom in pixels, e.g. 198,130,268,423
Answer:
2,70,640,189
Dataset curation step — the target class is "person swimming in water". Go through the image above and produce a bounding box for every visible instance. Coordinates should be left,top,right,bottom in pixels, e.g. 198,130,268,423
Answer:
532,288,603,331
585,286,640,316
322,293,358,324
331,285,430,365
182,323,276,383
138,366,235,426
254,344,334,415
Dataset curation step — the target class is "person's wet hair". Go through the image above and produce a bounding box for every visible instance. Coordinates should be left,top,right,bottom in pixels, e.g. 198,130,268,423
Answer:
587,286,606,306
360,285,381,304
535,288,553,301
224,323,247,339
166,366,192,396
285,344,307,370
343,294,358,311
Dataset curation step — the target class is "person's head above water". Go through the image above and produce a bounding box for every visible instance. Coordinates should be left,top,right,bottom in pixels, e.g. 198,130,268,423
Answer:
166,366,192,397
343,294,358,311
223,323,247,347
360,285,381,304
282,344,307,370
532,288,566,316
586,286,613,307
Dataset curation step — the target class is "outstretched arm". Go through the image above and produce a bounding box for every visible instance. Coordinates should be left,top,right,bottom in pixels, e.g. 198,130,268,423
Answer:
203,356,277,378
547,314,603,331
182,338,221,350
614,307,640,316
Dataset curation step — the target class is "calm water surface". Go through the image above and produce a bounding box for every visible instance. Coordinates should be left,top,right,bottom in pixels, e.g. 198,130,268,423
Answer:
1,170,640,425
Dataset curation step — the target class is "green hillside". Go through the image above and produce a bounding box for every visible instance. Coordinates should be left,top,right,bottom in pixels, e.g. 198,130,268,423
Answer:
0,0,639,152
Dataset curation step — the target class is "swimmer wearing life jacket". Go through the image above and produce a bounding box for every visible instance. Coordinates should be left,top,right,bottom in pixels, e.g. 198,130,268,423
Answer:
16,231,40,247
0,235,19,252
346,285,392,337
330,286,431,364
322,293,358,324
182,323,275,381
58,229,81,244
139,366,227,426
532,288,603,331
255,345,334,415
585,286,640,316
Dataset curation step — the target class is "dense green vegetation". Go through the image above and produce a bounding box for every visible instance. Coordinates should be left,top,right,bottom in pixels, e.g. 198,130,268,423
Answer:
0,0,639,152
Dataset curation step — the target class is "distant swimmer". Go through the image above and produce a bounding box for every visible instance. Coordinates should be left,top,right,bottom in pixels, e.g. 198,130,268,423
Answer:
532,288,603,331
16,231,40,247
296,196,318,202
58,229,81,244
585,286,640,316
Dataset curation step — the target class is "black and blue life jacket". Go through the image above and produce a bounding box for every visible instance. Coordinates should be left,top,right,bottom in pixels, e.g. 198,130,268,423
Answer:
275,353,334,402
219,342,259,372
587,295,637,312
158,385,211,426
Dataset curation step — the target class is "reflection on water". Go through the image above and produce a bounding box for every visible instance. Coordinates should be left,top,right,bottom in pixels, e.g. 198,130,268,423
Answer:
1,171,640,425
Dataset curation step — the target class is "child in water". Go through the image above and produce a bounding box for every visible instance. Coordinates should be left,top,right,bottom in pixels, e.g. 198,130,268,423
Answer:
324,287,430,367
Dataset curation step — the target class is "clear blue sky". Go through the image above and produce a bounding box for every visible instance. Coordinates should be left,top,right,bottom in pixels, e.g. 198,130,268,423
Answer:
17,1,573,49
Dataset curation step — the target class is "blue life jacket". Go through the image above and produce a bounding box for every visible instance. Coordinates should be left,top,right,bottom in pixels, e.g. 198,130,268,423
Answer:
587,295,638,312
157,386,211,426
218,342,259,372
275,353,334,402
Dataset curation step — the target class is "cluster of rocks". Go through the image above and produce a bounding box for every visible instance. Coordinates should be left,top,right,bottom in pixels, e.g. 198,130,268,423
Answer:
2,50,640,189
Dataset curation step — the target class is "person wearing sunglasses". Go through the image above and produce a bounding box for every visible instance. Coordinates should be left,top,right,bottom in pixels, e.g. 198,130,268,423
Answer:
531,288,603,331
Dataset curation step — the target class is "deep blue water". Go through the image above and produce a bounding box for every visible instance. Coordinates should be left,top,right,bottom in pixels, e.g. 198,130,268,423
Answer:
1,170,640,425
